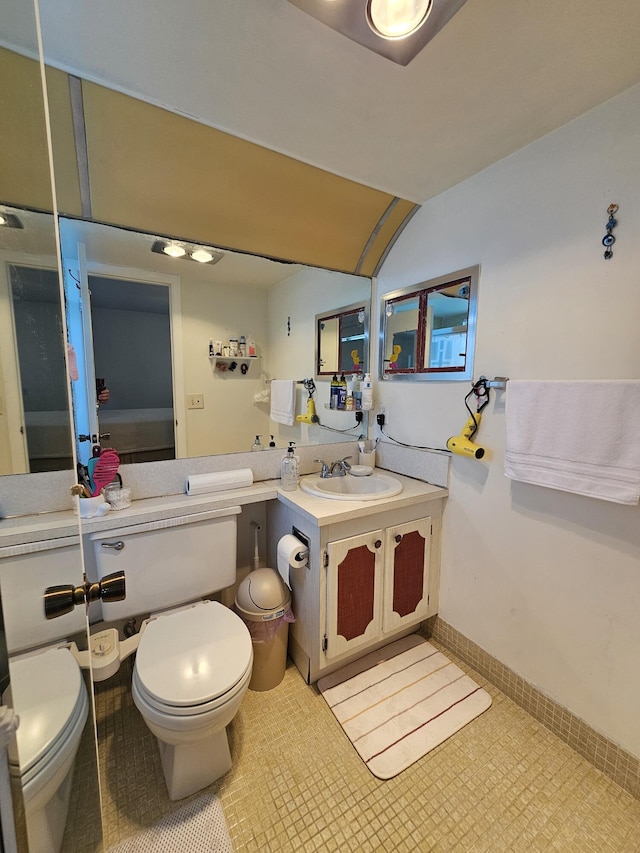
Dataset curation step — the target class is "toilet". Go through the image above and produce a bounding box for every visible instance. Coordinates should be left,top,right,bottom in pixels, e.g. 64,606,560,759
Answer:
0,537,90,853
91,506,253,800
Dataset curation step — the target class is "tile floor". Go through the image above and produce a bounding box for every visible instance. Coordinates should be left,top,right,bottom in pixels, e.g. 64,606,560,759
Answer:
93,639,640,852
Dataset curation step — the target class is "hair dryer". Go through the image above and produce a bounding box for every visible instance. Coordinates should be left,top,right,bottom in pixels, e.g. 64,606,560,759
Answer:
446,413,485,459
296,398,319,424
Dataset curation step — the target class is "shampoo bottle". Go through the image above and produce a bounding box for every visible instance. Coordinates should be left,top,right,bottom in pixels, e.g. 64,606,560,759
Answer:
330,374,339,409
280,442,299,491
338,372,347,410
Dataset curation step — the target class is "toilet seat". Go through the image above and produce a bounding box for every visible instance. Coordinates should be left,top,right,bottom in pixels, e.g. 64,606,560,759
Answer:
6,648,87,789
134,601,252,714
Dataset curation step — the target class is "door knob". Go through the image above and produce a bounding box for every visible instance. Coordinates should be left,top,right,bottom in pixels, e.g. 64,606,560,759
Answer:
44,570,126,620
374,539,382,549
395,534,403,543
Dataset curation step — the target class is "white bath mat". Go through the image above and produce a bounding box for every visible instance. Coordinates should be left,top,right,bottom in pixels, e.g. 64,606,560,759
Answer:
318,635,492,779
108,792,234,852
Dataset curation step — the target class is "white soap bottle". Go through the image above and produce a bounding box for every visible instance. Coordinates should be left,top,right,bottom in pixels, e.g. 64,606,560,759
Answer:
361,374,373,411
280,442,299,491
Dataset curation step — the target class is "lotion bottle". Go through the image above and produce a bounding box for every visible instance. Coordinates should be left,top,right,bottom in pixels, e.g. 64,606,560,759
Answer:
280,442,299,491
361,374,373,411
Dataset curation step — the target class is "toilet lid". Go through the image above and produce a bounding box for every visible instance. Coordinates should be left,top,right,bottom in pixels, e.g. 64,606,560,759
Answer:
135,601,252,708
7,648,85,775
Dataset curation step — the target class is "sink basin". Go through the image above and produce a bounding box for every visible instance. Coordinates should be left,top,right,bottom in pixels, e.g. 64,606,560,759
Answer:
300,473,403,501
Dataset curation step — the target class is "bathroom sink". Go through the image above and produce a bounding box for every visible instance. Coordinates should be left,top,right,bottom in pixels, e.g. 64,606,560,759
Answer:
300,473,403,501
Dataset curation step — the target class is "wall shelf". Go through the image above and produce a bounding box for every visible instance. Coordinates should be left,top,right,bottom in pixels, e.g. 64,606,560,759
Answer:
209,355,259,375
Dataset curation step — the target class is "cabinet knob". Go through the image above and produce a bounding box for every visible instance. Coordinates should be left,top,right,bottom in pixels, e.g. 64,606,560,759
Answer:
374,539,382,549
395,534,403,544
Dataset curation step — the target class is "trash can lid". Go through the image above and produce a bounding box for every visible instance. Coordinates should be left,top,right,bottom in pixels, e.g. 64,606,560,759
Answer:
235,568,290,614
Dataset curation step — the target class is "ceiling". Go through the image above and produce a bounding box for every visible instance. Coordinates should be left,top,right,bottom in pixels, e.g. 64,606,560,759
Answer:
33,0,640,206
59,218,304,290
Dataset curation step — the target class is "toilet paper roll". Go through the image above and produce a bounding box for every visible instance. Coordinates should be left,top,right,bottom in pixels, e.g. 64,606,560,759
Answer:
277,534,309,584
185,468,253,496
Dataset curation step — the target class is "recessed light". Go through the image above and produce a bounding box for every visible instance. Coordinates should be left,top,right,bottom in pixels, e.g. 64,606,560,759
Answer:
163,243,186,258
191,248,215,264
367,0,433,40
0,212,24,229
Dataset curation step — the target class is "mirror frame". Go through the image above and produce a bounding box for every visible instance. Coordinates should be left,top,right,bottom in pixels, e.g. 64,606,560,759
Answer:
378,265,478,382
315,300,370,380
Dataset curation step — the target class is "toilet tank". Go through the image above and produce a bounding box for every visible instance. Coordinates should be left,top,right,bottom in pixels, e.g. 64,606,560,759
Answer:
0,536,87,655
90,507,241,621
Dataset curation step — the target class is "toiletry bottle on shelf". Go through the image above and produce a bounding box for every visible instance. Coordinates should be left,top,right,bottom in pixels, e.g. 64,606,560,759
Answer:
251,435,263,451
354,374,362,411
269,435,276,448
345,376,354,410
330,374,339,409
338,372,347,410
361,373,373,411
280,442,299,491
239,335,247,357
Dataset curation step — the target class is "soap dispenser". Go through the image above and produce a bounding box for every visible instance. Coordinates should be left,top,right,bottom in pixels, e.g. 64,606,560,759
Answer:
280,442,299,491
251,435,263,451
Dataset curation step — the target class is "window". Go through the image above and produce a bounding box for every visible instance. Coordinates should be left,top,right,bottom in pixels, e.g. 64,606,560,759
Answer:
380,266,478,381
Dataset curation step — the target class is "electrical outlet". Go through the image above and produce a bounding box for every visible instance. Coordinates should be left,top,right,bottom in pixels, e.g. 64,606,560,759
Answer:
378,404,386,415
187,393,204,409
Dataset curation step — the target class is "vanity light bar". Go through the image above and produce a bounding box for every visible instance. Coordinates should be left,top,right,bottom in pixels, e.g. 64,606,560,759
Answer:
151,239,224,265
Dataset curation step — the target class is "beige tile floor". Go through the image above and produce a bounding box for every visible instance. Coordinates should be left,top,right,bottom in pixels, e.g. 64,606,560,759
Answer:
93,639,640,852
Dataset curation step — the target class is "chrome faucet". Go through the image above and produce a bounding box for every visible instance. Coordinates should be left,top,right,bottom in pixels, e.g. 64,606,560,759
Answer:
314,456,352,477
330,456,352,476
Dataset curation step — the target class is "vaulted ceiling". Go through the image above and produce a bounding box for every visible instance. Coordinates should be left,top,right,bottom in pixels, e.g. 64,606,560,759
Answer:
36,0,640,204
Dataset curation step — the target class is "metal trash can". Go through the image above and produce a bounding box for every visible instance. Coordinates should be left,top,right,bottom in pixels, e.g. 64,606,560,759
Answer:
234,568,295,691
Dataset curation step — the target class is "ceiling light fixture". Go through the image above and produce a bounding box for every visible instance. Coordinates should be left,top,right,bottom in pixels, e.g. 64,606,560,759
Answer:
151,240,224,266
190,248,215,264
162,242,186,258
0,211,24,229
288,0,467,65
366,0,433,40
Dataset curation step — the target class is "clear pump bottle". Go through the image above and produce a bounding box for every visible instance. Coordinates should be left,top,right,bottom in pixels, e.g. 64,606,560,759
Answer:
280,441,299,491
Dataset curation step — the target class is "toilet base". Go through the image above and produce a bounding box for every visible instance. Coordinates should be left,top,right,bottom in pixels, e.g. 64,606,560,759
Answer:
24,763,75,853
157,728,232,800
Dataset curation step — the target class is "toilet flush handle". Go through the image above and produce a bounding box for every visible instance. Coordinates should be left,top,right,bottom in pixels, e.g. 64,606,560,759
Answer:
101,540,125,551
44,570,126,620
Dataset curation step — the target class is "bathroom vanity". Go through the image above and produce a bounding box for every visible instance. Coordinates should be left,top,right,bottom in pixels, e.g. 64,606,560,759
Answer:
267,473,447,683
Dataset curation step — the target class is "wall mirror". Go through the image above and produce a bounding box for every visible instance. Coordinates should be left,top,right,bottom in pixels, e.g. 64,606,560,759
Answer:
379,266,478,381
59,216,371,462
1,4,104,850
315,301,369,378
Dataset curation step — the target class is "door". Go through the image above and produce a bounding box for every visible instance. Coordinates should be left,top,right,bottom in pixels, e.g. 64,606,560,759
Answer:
325,530,383,660
382,517,431,633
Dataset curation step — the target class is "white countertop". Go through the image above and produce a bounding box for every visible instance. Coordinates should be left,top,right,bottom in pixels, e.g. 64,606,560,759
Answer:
278,472,447,527
0,471,447,548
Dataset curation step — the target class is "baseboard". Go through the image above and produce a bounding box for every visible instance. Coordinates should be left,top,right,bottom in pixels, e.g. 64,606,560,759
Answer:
424,615,640,800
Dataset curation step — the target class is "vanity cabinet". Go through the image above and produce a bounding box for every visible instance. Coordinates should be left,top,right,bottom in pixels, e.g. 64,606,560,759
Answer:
266,478,445,684
324,517,431,660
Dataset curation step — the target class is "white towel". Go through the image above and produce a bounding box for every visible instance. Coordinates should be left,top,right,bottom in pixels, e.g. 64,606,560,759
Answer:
504,380,640,505
270,380,296,426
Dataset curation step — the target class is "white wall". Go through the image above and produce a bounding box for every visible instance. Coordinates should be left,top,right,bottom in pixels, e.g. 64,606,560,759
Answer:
180,278,271,456
267,266,371,448
376,82,640,757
